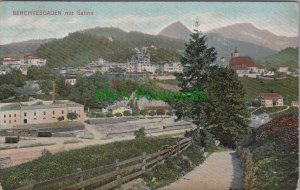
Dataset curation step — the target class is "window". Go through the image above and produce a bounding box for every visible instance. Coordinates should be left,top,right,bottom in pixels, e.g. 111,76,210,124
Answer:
34,112,36,116
14,120,16,122
61,110,64,114
4,120,6,123
14,114,16,117
34,118,37,120
24,112,27,117
53,111,55,115
43,111,46,115
9,120,11,124
9,114,11,118
4,114,6,118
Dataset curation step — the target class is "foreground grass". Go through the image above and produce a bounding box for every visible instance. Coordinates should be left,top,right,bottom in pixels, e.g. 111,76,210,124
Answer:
144,142,205,189
0,137,176,190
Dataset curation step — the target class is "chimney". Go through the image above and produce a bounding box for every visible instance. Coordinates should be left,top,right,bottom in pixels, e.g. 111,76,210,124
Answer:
52,83,56,104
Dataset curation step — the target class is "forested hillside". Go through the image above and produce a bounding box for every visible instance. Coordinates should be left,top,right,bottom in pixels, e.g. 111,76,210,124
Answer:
258,47,298,70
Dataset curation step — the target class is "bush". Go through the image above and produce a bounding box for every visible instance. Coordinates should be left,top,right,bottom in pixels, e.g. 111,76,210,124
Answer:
132,110,140,116
106,112,113,117
67,112,78,121
156,109,165,116
140,109,148,116
149,110,156,116
114,112,122,117
166,111,172,116
123,110,131,116
134,127,146,139
57,116,64,121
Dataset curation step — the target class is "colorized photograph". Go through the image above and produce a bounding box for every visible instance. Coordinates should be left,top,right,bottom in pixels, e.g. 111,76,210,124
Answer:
0,1,298,190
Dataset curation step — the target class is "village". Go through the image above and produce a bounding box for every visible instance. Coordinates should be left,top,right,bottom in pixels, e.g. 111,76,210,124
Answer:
0,1,298,188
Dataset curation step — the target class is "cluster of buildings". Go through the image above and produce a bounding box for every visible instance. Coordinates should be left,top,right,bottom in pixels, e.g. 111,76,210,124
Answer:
54,47,183,85
0,53,47,75
101,93,171,116
220,48,274,78
219,48,295,78
255,92,298,108
0,86,84,129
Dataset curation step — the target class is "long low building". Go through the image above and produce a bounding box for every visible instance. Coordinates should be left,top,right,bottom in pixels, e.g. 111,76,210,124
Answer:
0,99,84,128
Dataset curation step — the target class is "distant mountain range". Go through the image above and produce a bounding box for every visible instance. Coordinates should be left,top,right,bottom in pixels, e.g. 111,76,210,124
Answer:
159,22,297,51
210,23,297,51
0,22,297,66
0,39,54,58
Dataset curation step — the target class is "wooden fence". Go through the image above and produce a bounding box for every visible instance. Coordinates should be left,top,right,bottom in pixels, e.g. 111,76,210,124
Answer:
16,138,193,190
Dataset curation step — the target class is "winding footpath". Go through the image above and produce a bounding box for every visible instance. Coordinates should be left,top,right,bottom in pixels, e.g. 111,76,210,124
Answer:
158,151,243,190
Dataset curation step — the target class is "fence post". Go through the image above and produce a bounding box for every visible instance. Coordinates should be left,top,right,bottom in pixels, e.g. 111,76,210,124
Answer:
77,168,84,190
142,152,146,171
115,159,121,185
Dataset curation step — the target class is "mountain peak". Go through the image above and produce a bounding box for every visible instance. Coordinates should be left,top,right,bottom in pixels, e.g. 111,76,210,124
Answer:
158,21,191,40
209,23,297,51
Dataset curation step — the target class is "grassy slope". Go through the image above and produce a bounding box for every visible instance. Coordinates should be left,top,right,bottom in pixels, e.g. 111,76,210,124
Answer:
258,47,298,70
156,77,298,104
238,76,298,104
0,137,176,190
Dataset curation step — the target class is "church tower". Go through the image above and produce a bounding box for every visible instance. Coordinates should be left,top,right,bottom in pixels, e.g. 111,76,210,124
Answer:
233,47,239,57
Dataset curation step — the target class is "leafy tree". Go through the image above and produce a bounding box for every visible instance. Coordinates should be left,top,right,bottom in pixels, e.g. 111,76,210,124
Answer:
140,109,148,116
149,110,156,116
67,112,78,121
123,110,131,116
106,112,113,117
108,67,126,74
57,116,64,121
0,84,16,100
55,76,71,98
0,69,26,87
134,127,146,139
114,112,122,117
205,67,250,147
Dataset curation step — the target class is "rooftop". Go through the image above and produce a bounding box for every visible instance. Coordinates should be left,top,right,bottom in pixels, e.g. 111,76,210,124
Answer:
0,99,83,111
258,93,283,100
230,56,257,68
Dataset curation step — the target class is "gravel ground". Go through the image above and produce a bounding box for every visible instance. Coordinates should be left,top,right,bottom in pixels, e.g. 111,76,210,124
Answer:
158,151,243,190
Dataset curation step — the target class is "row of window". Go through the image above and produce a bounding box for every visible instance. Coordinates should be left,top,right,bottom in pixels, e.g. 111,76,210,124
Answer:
3,114,17,118
3,120,17,124
24,110,66,117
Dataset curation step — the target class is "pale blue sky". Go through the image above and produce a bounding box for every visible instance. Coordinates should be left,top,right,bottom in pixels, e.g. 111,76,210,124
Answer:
0,2,298,45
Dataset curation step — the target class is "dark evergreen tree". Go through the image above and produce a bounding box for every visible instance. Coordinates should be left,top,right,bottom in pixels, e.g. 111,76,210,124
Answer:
175,20,217,127
205,67,250,147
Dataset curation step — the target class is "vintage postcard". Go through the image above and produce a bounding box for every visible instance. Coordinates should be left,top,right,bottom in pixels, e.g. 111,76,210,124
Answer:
0,1,298,190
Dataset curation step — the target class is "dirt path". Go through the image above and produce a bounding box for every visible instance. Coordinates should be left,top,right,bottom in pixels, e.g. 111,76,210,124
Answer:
158,151,243,190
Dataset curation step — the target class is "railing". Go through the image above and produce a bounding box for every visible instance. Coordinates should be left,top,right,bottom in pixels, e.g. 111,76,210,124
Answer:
16,138,193,190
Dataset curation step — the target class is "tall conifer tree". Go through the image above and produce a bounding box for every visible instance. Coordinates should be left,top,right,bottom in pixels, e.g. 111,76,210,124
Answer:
175,18,217,127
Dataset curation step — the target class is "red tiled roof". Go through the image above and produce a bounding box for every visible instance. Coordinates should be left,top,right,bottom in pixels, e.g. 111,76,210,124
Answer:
230,56,257,67
259,93,283,100
231,65,249,71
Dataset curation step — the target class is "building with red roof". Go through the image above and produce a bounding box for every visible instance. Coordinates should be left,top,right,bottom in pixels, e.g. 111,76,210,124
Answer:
256,93,284,107
229,48,265,78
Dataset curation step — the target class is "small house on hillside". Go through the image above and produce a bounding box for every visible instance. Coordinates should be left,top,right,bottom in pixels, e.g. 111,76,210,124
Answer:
278,66,289,73
256,93,284,107
291,100,299,107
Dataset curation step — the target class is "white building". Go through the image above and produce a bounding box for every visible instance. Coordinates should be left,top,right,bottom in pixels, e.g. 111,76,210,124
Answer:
278,66,289,73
